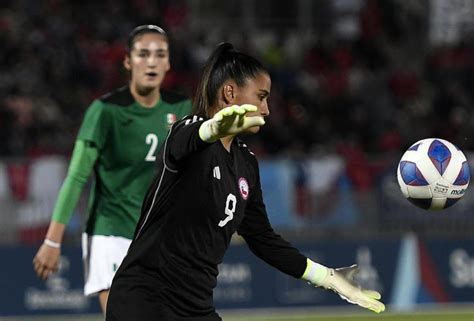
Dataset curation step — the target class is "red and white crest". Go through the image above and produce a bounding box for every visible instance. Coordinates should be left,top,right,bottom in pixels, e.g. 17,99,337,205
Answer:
238,177,249,200
166,113,177,128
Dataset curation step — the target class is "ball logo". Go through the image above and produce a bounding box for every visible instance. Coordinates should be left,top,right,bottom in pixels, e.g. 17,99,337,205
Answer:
238,177,249,200
434,183,449,195
451,189,466,196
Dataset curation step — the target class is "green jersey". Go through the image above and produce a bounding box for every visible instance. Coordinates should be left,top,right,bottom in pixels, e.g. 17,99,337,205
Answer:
77,86,191,238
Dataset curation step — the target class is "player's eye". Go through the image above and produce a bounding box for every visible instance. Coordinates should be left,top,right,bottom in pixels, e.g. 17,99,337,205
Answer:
155,50,168,58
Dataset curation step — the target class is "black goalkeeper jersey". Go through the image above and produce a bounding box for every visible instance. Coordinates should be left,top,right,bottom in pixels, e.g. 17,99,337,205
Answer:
106,115,307,321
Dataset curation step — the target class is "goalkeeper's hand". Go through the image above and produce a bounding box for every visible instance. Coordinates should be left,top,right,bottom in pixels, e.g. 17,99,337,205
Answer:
199,104,265,143
302,259,385,313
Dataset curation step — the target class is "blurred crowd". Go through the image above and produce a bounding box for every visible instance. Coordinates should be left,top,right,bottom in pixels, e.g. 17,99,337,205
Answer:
1,0,474,242
1,0,474,165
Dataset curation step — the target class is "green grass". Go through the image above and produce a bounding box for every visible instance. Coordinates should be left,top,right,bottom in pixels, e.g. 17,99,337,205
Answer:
223,307,474,321
2,308,473,321
225,311,474,321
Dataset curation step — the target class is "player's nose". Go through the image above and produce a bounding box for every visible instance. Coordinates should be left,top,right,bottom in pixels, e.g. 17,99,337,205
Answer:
260,102,270,117
147,55,157,66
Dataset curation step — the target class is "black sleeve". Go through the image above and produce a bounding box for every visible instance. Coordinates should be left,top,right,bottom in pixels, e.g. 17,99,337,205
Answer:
237,157,307,278
166,116,212,169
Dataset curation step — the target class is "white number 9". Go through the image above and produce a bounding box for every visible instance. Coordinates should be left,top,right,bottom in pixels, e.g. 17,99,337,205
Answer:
219,193,236,227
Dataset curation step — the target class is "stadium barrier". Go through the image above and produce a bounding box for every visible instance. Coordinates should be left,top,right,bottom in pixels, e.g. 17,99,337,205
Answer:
1,154,474,246
1,236,473,316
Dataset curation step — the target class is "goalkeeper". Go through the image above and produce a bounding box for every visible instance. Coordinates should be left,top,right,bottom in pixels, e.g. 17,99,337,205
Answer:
106,43,385,321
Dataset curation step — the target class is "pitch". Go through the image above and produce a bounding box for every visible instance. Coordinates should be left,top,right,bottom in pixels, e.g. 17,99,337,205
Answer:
2,306,473,321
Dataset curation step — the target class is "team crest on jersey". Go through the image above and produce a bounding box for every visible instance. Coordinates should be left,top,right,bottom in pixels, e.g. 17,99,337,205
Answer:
166,113,177,128
238,177,249,200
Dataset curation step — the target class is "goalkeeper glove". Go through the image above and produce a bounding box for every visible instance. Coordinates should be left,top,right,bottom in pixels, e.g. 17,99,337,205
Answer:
199,104,265,143
302,259,385,313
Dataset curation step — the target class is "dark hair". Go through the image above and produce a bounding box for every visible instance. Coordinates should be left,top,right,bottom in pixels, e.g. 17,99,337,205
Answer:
192,42,268,118
127,25,167,53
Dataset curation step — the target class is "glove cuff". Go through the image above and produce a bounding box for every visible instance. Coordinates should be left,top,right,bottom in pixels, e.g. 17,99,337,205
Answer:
301,258,328,286
199,119,218,143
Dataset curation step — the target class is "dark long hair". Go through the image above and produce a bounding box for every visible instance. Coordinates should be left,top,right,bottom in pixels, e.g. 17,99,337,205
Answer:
192,43,268,118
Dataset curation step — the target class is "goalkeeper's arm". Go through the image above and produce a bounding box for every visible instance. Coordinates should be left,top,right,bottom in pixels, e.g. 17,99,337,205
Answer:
199,104,265,143
302,259,385,313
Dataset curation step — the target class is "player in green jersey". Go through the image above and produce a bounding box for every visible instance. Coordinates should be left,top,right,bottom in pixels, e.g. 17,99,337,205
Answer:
32,25,191,313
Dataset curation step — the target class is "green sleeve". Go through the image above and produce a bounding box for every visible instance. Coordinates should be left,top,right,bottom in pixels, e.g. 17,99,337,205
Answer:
51,140,98,224
77,100,108,149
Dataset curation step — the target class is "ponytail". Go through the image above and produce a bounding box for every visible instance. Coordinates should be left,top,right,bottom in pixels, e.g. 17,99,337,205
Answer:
192,42,267,118
192,43,233,118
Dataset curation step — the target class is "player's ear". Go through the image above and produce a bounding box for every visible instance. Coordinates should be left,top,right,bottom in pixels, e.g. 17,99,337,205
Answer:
123,55,131,71
222,83,235,104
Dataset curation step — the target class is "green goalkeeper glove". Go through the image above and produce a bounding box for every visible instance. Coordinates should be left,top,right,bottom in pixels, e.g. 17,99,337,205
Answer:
199,104,265,143
302,259,385,313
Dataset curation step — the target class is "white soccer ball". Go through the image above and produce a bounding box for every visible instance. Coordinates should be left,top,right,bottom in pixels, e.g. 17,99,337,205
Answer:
397,138,470,210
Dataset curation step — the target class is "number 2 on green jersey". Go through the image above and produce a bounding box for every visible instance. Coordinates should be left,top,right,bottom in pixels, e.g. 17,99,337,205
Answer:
145,133,158,161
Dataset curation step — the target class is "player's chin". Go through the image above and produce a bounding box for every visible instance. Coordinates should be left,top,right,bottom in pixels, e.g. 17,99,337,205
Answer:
243,126,261,135
137,82,159,94
144,80,161,88
143,77,162,87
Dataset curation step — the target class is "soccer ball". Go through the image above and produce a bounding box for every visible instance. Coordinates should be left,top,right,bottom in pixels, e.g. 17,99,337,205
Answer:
397,138,470,210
